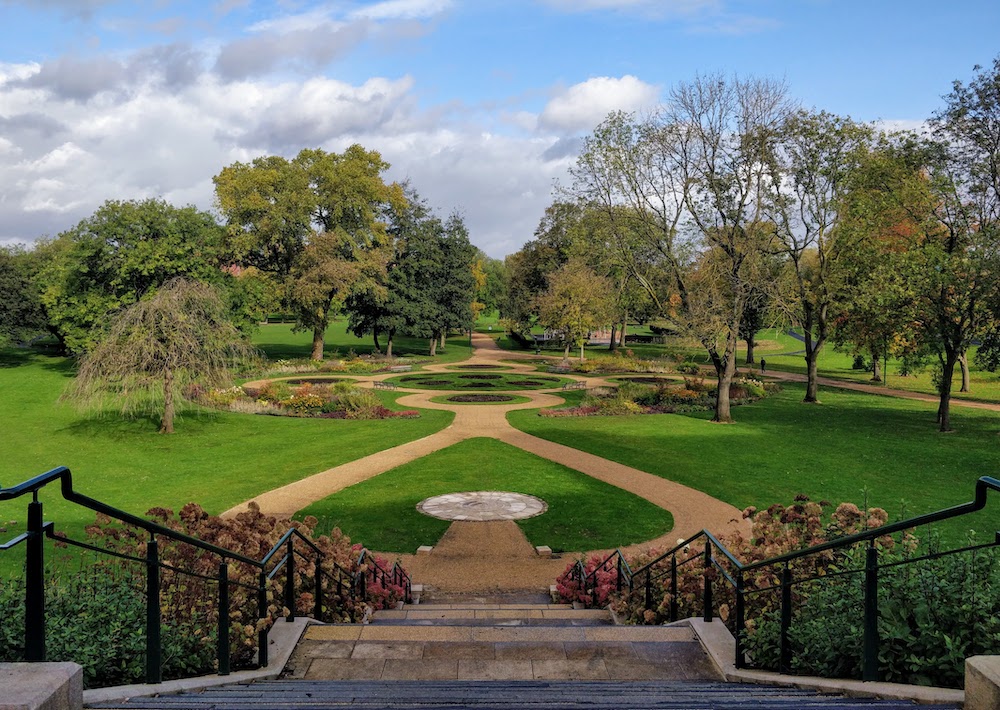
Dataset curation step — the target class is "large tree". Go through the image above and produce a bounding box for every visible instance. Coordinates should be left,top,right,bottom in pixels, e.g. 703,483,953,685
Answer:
768,110,874,401
668,75,793,422
922,58,1000,430
0,246,47,346
38,199,227,353
534,258,614,362
66,279,259,433
215,146,404,360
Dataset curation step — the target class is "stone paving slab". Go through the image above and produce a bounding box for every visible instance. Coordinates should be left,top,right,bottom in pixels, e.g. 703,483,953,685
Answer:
456,659,534,680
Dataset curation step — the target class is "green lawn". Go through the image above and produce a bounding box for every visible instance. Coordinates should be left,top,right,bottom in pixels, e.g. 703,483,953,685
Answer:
508,383,1000,544
254,321,475,365
297,438,674,554
0,346,453,574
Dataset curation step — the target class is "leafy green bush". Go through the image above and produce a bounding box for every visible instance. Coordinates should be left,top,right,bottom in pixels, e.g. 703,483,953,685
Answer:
1,503,409,689
558,494,1000,688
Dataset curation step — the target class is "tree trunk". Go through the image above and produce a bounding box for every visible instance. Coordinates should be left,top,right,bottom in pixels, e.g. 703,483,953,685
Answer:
801,303,828,403
440,332,447,350
619,316,627,347
959,351,970,393
745,331,756,365
373,328,381,354
711,347,735,424
429,337,437,357
311,327,325,361
580,341,585,362
937,352,958,432
870,352,881,383
386,330,394,359
609,324,618,352
563,342,571,363
160,367,174,434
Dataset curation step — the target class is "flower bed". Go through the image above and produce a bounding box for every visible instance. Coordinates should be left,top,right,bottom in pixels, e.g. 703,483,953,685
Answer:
190,380,418,420
539,377,780,417
445,394,517,402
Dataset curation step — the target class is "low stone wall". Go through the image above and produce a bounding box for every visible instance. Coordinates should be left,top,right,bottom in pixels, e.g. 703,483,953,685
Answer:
966,656,1000,710
0,663,82,710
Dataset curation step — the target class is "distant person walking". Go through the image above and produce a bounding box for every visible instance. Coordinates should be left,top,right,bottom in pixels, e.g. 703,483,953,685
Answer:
760,359,766,374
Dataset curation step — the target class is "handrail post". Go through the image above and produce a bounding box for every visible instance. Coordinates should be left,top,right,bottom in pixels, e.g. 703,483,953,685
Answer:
735,570,745,670
314,554,323,621
257,570,269,669
669,554,678,622
616,554,623,592
703,540,713,622
644,570,652,611
218,560,230,676
145,537,162,684
780,564,792,674
25,495,45,662
285,538,295,622
863,541,880,682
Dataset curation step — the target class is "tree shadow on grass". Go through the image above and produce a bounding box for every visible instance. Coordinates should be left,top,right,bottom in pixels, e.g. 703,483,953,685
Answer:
60,410,225,440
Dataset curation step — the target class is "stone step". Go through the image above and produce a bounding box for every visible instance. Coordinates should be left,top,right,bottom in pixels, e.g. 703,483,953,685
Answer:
372,605,610,626
285,624,717,681
86,679,961,709
303,623,695,643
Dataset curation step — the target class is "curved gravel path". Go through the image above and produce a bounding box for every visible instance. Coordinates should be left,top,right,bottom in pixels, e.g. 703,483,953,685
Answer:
223,334,749,594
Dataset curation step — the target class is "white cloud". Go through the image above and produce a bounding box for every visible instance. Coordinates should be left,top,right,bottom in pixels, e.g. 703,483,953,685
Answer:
539,75,660,133
0,58,572,257
540,0,720,17
349,0,452,21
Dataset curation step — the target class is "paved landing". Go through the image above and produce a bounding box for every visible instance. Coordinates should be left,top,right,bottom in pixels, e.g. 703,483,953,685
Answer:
285,604,719,682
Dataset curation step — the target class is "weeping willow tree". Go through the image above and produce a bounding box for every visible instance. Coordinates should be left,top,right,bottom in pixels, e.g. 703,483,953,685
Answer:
66,278,261,433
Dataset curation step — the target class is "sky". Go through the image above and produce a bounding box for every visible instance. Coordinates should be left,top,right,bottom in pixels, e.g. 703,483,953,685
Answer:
0,1,998,259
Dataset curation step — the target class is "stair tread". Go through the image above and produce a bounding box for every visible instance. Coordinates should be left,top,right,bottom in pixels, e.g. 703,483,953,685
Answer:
86,680,959,709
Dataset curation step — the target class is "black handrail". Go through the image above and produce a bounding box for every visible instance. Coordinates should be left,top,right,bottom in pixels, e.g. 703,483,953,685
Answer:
0,466,412,686
574,476,1000,683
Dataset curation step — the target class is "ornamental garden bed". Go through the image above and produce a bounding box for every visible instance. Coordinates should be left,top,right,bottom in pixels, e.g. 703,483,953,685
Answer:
189,380,419,419
539,377,780,417
389,372,570,391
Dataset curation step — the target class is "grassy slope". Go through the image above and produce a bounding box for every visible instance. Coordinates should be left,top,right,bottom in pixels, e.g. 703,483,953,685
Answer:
297,438,674,554
509,383,999,542
255,321,474,365
0,345,453,571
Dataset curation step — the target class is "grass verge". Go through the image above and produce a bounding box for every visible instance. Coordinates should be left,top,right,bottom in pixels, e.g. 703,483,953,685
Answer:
508,382,999,544
296,438,674,553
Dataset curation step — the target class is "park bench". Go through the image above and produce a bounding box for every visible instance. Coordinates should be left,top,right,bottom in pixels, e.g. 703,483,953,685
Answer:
388,364,412,372
373,381,397,390
562,381,587,391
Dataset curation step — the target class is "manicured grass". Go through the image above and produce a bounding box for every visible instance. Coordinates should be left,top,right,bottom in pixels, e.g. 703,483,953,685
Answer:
508,383,1000,544
388,372,573,391
0,347,453,574
254,321,475,365
297,438,674,554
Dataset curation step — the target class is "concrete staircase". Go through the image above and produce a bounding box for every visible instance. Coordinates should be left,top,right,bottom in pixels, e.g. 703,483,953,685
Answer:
284,600,719,681
85,600,961,709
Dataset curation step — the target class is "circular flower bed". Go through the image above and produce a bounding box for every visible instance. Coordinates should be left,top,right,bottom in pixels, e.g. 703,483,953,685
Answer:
445,394,517,402
387,372,571,391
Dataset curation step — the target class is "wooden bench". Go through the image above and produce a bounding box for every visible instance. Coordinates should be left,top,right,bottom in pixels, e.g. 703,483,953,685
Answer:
388,364,412,372
562,381,587,391
373,381,398,390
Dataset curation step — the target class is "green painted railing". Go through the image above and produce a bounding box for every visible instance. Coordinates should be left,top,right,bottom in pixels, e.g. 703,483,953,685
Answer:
573,476,1000,682
0,466,411,684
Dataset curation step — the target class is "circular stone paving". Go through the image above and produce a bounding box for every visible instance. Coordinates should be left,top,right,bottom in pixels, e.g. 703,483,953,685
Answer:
417,491,548,521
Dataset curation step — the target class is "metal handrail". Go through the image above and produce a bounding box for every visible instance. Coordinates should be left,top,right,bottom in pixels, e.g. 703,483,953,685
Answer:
0,466,410,686
574,476,1000,683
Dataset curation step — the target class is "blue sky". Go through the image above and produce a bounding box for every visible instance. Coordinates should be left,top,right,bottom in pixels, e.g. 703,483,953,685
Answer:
1,0,998,257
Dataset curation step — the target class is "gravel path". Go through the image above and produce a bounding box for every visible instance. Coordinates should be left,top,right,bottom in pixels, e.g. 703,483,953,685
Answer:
224,334,749,594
